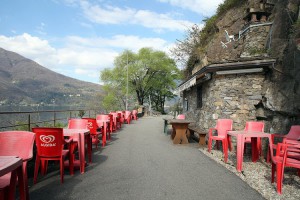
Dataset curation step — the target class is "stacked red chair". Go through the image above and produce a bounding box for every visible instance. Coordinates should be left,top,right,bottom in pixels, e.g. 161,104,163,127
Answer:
267,125,300,162
269,140,300,194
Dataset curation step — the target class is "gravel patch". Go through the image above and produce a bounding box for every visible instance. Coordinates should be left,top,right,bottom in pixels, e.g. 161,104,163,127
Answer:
198,146,300,200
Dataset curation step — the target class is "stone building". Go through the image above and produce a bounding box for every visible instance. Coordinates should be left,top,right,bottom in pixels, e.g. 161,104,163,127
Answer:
176,0,300,135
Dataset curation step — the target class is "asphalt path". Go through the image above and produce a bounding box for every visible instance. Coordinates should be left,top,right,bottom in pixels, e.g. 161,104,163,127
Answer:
29,116,264,200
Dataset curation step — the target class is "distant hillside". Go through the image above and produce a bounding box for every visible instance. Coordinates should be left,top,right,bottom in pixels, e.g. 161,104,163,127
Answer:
0,47,104,107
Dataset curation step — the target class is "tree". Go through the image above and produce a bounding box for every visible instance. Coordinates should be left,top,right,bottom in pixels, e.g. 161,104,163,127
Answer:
100,47,181,112
170,24,202,68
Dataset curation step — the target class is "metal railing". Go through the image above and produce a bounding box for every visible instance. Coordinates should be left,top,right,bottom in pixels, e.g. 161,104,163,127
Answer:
0,109,98,131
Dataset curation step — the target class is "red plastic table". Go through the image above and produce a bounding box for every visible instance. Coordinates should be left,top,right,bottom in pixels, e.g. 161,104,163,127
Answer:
168,119,195,144
0,156,26,200
227,131,270,172
63,129,90,174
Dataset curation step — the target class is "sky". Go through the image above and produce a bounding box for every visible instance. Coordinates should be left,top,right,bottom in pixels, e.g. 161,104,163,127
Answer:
0,0,224,84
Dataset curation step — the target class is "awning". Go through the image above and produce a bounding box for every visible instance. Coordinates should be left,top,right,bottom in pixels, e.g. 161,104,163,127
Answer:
174,76,196,94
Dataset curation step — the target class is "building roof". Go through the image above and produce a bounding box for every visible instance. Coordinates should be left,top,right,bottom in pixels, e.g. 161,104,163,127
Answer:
175,58,276,94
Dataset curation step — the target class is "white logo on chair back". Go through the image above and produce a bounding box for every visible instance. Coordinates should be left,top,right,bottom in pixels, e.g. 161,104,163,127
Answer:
87,122,93,129
40,135,56,147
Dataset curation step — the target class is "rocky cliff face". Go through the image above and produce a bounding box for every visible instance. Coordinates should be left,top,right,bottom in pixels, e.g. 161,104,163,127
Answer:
191,0,300,131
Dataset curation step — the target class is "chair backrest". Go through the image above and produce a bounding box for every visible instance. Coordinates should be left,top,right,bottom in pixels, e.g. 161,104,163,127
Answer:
286,125,300,140
96,114,110,121
117,111,124,117
82,118,98,134
244,121,264,132
68,118,88,129
0,131,35,161
176,114,185,120
96,114,110,127
125,111,131,118
32,127,65,157
216,119,233,137
132,110,137,115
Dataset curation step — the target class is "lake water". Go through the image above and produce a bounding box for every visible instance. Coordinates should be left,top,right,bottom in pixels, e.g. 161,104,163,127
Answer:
0,105,94,131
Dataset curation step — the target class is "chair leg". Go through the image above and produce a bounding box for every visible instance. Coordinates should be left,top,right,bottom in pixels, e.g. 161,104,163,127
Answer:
86,135,92,163
276,161,284,194
222,139,228,163
34,156,41,184
271,163,275,183
60,157,64,184
22,163,30,200
266,146,271,163
208,138,212,152
227,135,232,152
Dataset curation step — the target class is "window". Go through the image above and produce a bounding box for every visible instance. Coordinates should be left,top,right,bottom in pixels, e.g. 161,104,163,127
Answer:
197,85,203,108
184,98,189,111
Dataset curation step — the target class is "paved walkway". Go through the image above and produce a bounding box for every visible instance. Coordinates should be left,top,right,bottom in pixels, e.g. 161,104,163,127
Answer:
29,116,264,200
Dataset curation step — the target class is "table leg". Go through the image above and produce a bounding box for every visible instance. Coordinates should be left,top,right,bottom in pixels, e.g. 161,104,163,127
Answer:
86,133,92,163
173,124,188,144
236,134,245,172
16,165,26,200
164,121,167,134
79,133,85,174
102,123,107,146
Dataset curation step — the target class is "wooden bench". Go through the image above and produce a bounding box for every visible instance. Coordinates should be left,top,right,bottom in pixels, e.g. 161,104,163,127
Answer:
188,126,207,146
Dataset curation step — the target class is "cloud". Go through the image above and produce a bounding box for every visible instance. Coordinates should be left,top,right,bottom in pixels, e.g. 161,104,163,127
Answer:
78,1,193,32
0,33,171,83
158,0,224,16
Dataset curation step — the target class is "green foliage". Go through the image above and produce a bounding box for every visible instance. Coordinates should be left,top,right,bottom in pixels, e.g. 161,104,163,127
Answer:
169,101,183,117
248,47,267,55
200,15,218,47
216,0,246,16
78,110,85,118
14,121,30,131
100,48,181,113
292,19,300,36
14,120,67,131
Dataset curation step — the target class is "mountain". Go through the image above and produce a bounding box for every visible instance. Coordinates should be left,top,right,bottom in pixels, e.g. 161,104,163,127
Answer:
0,47,104,106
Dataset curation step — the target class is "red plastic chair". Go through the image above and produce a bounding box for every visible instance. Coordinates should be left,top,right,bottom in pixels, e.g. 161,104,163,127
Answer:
112,112,122,129
117,111,125,124
96,114,111,142
117,113,122,129
132,110,138,120
32,127,74,184
124,111,132,124
0,131,35,200
109,112,118,131
208,119,233,163
267,125,300,162
68,118,92,163
269,140,300,194
244,121,265,156
83,118,101,150
176,114,185,119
